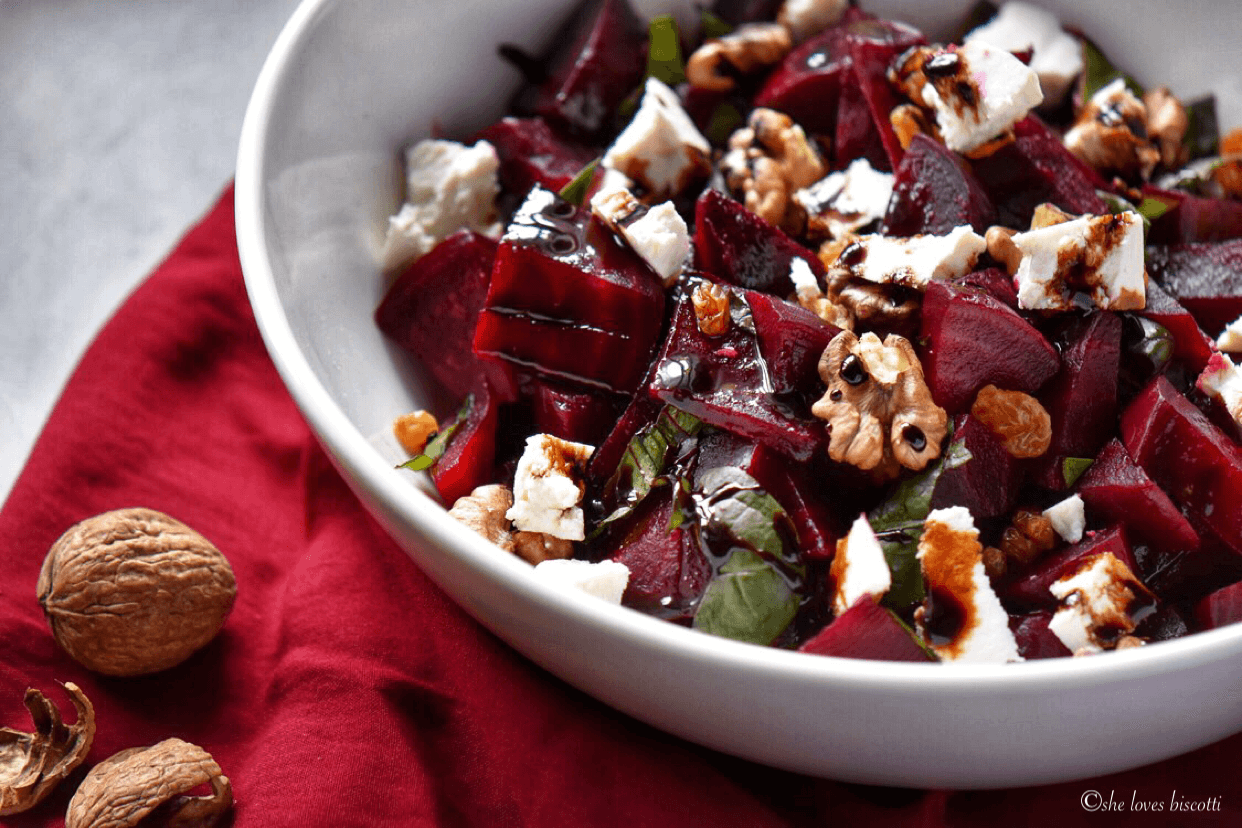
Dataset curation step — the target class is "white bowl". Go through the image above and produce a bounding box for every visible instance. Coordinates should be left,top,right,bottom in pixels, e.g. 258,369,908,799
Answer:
236,0,1242,788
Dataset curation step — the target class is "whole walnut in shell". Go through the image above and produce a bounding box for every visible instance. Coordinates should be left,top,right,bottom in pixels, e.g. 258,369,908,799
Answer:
37,508,236,677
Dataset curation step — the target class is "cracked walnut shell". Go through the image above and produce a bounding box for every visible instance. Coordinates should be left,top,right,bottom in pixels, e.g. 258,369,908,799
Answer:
0,684,95,816
38,508,236,677
66,738,232,828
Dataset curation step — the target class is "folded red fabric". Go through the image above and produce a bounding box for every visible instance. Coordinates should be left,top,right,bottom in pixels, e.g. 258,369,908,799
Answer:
1,186,1238,827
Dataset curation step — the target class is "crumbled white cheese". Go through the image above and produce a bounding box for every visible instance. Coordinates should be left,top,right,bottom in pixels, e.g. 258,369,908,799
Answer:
1216,315,1242,353
506,434,594,541
1048,552,1151,654
919,40,1043,153
965,1,1084,108
1013,211,1146,311
842,225,986,288
1197,353,1242,433
380,139,502,270
796,158,895,239
602,77,711,201
533,558,631,604
789,257,820,294
779,0,849,43
830,514,892,615
591,187,689,286
1042,494,1086,544
917,506,1023,663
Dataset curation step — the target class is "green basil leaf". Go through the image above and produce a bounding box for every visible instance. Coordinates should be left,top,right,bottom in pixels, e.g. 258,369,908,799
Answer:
868,426,971,609
699,10,733,41
704,101,745,146
696,466,801,571
399,454,435,472
1063,457,1094,488
596,406,704,532
1080,36,1143,101
693,547,798,645
646,15,686,88
557,158,600,206
1183,95,1220,160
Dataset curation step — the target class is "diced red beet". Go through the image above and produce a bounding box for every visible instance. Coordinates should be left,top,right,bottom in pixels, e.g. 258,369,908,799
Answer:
693,188,825,297
1195,580,1242,629
473,117,599,197
970,115,1108,228
799,595,934,661
834,66,889,171
605,485,712,620
951,267,1018,309
1120,375,1242,561
1146,240,1242,337
694,430,842,561
882,133,998,236
474,187,665,393
929,414,1022,519
527,0,647,139
1009,611,1072,660
526,377,623,446
843,31,910,171
998,525,1138,611
648,288,829,462
375,231,515,401
1077,438,1201,555
747,290,840,393
1133,603,1190,642
1143,184,1242,245
1032,311,1122,490
430,382,500,505
919,279,1061,414
585,391,665,483
1138,279,1215,374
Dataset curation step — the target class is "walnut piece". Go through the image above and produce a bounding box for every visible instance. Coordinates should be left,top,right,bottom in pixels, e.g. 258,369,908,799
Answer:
0,684,95,816
37,508,236,677
66,738,232,828
1064,78,1160,181
811,330,948,479
722,108,827,234
1143,86,1189,171
447,484,574,565
393,410,439,456
691,282,732,336
686,23,791,93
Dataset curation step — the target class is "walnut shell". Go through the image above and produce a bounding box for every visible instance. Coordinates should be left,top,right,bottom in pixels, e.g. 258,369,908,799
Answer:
0,683,95,815
37,508,236,677
66,738,232,828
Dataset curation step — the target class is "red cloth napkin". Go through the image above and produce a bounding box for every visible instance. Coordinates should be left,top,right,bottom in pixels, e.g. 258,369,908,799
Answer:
2,185,1240,827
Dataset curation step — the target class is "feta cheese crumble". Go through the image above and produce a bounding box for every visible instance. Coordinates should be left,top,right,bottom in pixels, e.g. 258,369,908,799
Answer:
1012,211,1146,311
602,77,711,201
908,40,1044,153
1197,352,1242,435
533,559,631,604
778,0,849,42
1042,494,1086,544
830,514,892,615
380,139,502,270
965,1,1084,108
506,434,594,541
1048,552,1155,654
916,506,1022,663
591,187,690,286
796,158,895,240
833,225,986,288
1216,315,1242,353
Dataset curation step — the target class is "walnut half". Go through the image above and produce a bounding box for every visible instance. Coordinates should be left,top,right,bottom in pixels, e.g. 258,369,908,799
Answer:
0,684,95,816
811,330,947,479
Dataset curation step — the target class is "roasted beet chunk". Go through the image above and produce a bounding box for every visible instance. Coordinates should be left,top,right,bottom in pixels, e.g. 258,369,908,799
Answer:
799,595,934,661
648,283,830,461
518,0,648,139
998,525,1139,612
1146,239,1242,337
1137,280,1215,374
929,414,1022,519
473,187,665,393
473,117,600,197
970,116,1108,228
430,383,501,505
1143,184,1242,245
882,133,997,236
693,188,825,297
375,230,514,402
918,279,1061,414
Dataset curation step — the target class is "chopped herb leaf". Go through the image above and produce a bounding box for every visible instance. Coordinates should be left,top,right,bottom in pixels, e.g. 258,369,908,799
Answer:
646,15,686,87
596,406,704,532
558,158,600,206
1062,457,1094,488
868,426,971,610
698,466,799,568
397,395,472,472
1080,36,1143,101
399,454,436,472
704,101,745,146
692,547,798,645
700,10,733,41
1184,95,1220,160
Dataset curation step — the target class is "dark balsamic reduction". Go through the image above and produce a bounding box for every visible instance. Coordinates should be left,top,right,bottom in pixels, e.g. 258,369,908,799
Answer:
922,585,967,647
